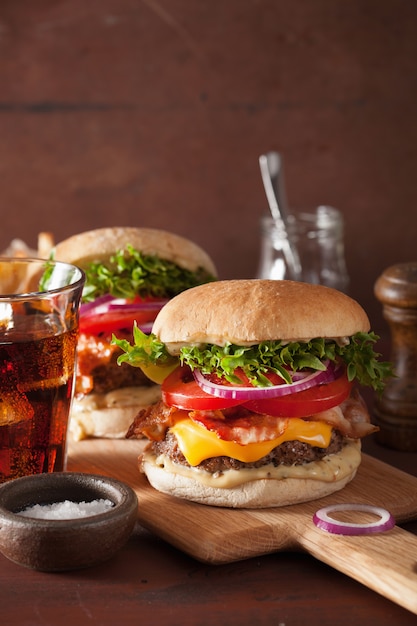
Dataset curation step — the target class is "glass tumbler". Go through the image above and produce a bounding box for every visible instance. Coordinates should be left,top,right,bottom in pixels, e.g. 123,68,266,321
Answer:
257,206,349,292
0,258,85,482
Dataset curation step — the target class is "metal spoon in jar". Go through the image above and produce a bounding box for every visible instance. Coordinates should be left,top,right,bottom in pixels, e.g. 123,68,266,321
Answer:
259,152,289,224
258,151,301,279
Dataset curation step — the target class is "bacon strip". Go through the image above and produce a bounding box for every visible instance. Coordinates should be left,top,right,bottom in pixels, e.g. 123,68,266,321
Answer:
309,388,378,438
126,389,377,444
75,334,117,394
126,402,182,441
190,409,289,445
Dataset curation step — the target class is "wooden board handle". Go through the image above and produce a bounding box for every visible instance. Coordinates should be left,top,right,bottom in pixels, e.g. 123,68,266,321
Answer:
301,524,417,614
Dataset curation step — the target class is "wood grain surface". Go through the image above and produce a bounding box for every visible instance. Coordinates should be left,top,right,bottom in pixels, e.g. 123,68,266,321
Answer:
67,437,417,614
2,3,417,339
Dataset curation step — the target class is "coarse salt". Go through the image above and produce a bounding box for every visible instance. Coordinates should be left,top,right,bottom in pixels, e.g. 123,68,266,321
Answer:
18,499,115,520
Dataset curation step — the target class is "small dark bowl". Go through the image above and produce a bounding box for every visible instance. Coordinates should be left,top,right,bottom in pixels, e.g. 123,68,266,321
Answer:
0,472,138,572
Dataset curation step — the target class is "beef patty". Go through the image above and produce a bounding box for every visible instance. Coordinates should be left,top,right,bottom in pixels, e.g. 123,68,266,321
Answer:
149,428,345,474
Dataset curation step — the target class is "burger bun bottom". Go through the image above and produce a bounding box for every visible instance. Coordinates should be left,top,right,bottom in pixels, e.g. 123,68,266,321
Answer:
141,442,361,509
69,385,161,441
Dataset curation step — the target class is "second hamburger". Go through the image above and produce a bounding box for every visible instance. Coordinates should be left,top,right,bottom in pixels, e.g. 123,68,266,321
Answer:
54,226,217,440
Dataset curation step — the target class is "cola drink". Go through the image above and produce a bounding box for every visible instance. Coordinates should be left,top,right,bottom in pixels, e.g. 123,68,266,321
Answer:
0,328,78,481
0,258,84,482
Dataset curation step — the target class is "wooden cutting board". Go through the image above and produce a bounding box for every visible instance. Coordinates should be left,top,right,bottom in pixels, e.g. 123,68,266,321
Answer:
67,438,417,614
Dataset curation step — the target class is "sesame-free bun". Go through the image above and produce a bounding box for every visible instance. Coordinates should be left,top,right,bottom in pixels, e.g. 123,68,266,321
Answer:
152,279,370,351
54,227,217,277
141,442,361,508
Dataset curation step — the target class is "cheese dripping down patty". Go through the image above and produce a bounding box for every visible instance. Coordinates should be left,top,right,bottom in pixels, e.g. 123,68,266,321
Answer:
170,417,333,466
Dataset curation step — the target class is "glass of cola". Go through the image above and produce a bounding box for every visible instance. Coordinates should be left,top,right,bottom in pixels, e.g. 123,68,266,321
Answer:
0,258,85,482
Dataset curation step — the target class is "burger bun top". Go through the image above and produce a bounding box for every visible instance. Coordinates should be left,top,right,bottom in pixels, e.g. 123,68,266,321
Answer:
54,226,217,277
152,279,370,350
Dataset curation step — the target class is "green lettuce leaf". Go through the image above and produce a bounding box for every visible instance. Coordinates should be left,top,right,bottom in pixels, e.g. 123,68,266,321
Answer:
179,332,392,391
113,328,393,393
113,324,177,369
82,244,215,303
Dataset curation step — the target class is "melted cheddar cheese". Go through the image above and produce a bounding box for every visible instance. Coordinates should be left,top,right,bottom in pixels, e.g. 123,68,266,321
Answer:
170,417,333,466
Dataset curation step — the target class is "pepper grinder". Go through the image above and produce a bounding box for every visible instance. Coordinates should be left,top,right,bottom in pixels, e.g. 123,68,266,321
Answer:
374,262,417,451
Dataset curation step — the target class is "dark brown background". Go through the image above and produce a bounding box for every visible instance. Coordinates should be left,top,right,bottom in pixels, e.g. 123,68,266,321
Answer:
1,0,416,335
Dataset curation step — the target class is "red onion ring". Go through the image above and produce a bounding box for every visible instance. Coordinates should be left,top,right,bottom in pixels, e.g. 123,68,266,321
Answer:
137,322,153,334
193,361,336,400
107,299,168,312
80,296,167,318
80,294,114,316
313,503,396,535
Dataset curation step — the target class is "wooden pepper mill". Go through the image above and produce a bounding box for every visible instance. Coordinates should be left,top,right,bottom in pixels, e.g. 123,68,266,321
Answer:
374,262,417,451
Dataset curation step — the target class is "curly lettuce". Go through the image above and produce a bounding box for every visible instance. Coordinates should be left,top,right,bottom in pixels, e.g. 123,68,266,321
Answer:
82,244,216,303
113,327,393,393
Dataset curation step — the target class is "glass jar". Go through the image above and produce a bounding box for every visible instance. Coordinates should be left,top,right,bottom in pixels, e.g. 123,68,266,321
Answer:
257,206,349,292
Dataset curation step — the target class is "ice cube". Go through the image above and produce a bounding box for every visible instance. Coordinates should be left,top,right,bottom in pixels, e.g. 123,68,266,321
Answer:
0,391,34,426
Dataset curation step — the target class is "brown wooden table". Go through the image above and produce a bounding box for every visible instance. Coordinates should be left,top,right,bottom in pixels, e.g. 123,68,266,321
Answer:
1,433,416,625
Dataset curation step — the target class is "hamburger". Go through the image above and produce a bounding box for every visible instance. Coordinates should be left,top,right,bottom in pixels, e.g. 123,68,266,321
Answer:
116,279,392,508
53,226,217,440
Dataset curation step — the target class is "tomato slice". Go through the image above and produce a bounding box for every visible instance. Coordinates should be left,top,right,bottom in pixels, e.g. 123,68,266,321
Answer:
243,374,353,418
79,310,153,336
162,366,352,416
162,366,242,411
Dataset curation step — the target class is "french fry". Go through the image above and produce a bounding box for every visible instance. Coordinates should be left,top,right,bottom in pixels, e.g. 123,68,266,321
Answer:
37,232,55,258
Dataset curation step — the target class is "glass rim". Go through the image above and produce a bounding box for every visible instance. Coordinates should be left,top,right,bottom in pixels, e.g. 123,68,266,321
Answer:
0,256,85,300
262,205,342,222
261,206,343,233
